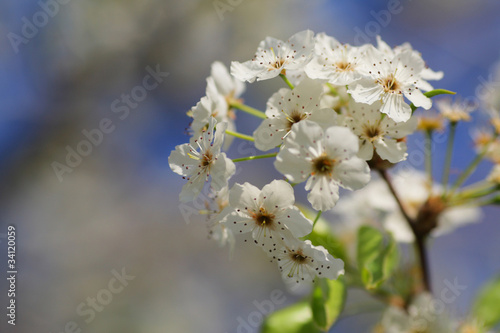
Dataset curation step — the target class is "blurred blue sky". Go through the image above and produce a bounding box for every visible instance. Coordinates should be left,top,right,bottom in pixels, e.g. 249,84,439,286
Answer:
1,1,500,332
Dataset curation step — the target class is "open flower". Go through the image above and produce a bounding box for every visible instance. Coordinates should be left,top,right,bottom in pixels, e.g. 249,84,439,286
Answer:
376,293,454,333
375,35,444,92
223,180,313,253
435,98,475,123
207,61,245,103
231,30,314,83
349,45,432,122
275,120,371,211
169,117,235,202
342,169,481,243
207,187,235,256
189,62,243,149
272,238,344,287
344,100,417,163
305,33,365,85
253,78,337,151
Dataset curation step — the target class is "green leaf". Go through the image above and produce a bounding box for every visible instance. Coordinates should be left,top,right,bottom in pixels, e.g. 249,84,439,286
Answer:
410,88,456,112
382,234,399,279
261,301,321,333
357,226,383,270
310,276,346,331
472,276,500,329
299,206,348,263
356,226,399,290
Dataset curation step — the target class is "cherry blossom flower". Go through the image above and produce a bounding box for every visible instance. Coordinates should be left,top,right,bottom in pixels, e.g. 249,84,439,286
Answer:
207,187,235,256
339,170,481,243
275,120,371,211
435,98,475,122
207,61,245,103
231,30,314,83
349,45,432,122
169,117,235,202
344,100,417,163
377,293,454,333
223,180,313,253
253,78,337,151
272,238,344,287
375,35,444,92
189,93,234,146
305,33,365,85
189,62,243,149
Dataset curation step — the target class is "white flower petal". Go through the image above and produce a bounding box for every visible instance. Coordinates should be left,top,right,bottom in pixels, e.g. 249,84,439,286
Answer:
274,145,312,183
373,137,407,163
306,175,340,211
228,182,261,211
253,117,288,151
210,152,235,191
349,80,384,105
261,180,295,212
405,88,431,110
334,157,371,191
324,126,360,158
230,60,264,83
380,93,411,122
276,207,313,238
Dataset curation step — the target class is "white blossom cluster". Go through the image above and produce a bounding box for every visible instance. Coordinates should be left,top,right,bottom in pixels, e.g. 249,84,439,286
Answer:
169,30,446,288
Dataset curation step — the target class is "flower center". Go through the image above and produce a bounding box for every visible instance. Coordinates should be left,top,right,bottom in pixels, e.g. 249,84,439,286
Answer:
201,151,213,167
286,110,307,130
273,58,286,69
290,251,308,263
363,125,382,140
335,61,352,71
381,74,401,93
312,154,336,176
253,208,275,228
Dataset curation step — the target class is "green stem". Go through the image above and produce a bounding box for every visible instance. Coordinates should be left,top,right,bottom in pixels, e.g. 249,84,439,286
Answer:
225,130,254,142
326,83,338,96
229,100,266,119
279,74,294,90
312,210,322,229
448,135,498,196
442,121,457,194
232,153,277,163
425,130,434,186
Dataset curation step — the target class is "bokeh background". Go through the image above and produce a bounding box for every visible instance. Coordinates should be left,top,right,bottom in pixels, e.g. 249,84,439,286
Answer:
1,0,500,332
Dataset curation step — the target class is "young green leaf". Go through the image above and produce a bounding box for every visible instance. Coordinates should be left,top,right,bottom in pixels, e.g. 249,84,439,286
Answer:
357,226,399,290
260,301,321,333
310,276,346,331
410,88,456,112
472,276,500,329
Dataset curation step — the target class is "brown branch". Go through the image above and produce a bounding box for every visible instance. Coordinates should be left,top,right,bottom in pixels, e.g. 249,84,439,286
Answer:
378,169,432,293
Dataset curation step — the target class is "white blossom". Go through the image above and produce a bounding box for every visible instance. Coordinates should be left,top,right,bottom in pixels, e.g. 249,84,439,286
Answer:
223,180,313,253
344,100,417,163
189,62,243,149
375,35,444,92
169,117,235,202
435,98,475,122
272,238,344,287
253,78,337,151
275,120,371,211
305,33,365,85
349,45,432,122
207,187,235,256
348,169,482,242
377,293,454,333
231,30,314,83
